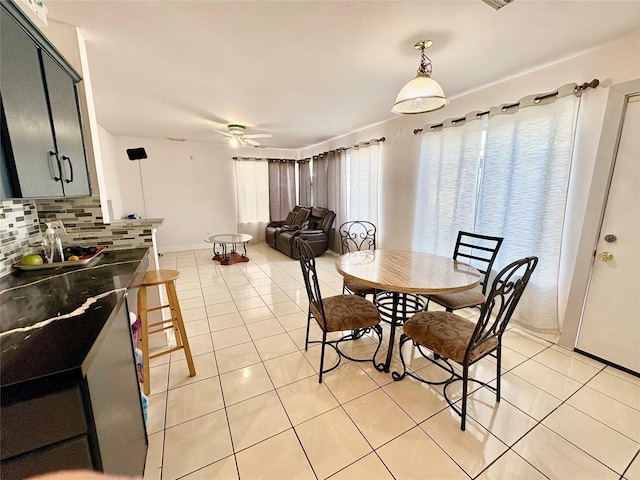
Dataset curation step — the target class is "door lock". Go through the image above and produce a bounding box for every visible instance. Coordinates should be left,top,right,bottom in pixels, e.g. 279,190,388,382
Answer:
604,234,617,243
598,251,613,262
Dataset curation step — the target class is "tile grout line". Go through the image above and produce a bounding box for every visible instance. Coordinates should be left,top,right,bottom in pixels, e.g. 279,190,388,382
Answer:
154,246,637,480
496,342,632,478
196,254,243,480
237,257,319,480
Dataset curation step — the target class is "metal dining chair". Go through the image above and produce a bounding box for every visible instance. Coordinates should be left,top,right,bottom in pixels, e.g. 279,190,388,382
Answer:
338,221,378,299
393,256,538,430
427,231,503,312
297,238,383,383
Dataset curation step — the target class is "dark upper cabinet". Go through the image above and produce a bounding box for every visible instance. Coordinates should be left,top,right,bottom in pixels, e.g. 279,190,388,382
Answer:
0,5,90,198
41,52,91,196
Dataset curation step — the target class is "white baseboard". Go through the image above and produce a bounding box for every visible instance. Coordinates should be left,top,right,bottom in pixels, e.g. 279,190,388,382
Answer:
158,243,212,253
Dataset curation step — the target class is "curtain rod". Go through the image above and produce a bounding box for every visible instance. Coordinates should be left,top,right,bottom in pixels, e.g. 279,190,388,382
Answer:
232,135,385,163
300,136,385,162
232,156,298,162
413,79,599,134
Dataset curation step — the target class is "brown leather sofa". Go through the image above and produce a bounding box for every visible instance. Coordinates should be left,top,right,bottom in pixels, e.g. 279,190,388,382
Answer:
266,205,336,259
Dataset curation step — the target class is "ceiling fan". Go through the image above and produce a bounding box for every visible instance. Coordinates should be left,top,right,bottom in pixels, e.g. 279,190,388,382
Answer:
214,124,272,148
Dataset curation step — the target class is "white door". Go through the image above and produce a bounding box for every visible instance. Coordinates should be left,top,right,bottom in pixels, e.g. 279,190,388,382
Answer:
576,95,640,373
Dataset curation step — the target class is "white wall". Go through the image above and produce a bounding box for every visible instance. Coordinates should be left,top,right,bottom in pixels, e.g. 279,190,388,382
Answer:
301,118,422,251
97,125,123,220
11,0,638,359
110,137,296,252
105,33,638,344
304,33,639,245
301,32,640,338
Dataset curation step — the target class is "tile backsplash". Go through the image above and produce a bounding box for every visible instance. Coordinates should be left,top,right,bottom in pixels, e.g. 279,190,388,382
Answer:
0,197,161,277
0,200,41,276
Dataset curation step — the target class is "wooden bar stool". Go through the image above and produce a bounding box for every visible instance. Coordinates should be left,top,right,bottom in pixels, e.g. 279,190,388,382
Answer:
137,269,196,395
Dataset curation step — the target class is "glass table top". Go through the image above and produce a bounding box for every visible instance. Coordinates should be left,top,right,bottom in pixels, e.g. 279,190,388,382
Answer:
205,233,253,244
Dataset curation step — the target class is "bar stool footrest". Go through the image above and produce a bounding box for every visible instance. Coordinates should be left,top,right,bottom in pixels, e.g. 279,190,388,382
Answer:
146,304,172,313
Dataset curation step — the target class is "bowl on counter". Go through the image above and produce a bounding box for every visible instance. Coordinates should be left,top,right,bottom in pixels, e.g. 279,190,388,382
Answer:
13,246,107,271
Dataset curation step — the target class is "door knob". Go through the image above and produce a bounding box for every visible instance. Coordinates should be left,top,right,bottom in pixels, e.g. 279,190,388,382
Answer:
598,251,613,262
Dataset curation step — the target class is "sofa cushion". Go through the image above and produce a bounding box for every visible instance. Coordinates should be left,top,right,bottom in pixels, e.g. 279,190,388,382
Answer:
284,210,297,225
307,217,320,229
311,206,328,218
293,208,311,226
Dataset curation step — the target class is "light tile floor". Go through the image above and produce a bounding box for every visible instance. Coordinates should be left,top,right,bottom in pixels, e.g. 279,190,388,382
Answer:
143,243,640,480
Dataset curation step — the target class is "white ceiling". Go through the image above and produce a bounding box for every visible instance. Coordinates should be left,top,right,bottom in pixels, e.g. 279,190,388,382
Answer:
45,0,639,150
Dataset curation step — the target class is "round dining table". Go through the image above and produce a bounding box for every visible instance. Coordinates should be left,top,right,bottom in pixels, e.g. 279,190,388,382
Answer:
335,249,482,372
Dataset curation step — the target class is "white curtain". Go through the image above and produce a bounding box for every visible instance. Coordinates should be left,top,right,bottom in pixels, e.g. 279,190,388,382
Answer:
235,159,269,242
347,142,380,225
477,91,580,334
412,114,484,256
327,149,347,252
412,84,581,335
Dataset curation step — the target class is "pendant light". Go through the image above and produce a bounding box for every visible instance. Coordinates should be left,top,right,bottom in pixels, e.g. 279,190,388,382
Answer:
392,40,448,115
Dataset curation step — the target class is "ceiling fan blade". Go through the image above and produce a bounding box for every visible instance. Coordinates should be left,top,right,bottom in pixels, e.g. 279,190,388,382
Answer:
243,133,272,139
213,129,233,137
246,139,261,147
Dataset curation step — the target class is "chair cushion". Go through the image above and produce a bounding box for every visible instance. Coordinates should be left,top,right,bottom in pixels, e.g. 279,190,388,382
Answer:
344,277,376,296
403,311,498,363
310,295,380,333
429,289,485,310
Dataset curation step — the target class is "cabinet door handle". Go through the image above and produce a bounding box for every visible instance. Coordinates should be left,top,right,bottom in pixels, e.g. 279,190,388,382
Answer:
61,155,74,183
49,151,61,181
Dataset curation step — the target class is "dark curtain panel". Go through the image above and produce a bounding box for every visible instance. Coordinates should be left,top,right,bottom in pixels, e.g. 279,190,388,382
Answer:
299,160,311,206
313,153,329,208
268,160,296,221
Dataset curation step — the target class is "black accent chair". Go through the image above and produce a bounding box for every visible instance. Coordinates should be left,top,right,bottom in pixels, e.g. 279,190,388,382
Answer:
427,231,503,312
297,239,383,383
338,221,378,299
393,256,538,430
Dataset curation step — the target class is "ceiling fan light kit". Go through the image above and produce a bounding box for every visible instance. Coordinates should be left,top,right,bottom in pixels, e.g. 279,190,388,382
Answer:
392,39,448,115
227,124,247,135
227,124,246,148
216,123,272,148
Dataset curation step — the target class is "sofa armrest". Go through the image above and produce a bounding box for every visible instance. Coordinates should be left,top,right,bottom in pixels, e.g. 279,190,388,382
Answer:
280,229,326,244
291,230,330,259
295,229,326,239
319,211,336,235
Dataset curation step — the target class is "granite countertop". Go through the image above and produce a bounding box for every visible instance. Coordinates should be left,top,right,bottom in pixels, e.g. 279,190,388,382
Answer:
0,248,149,405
